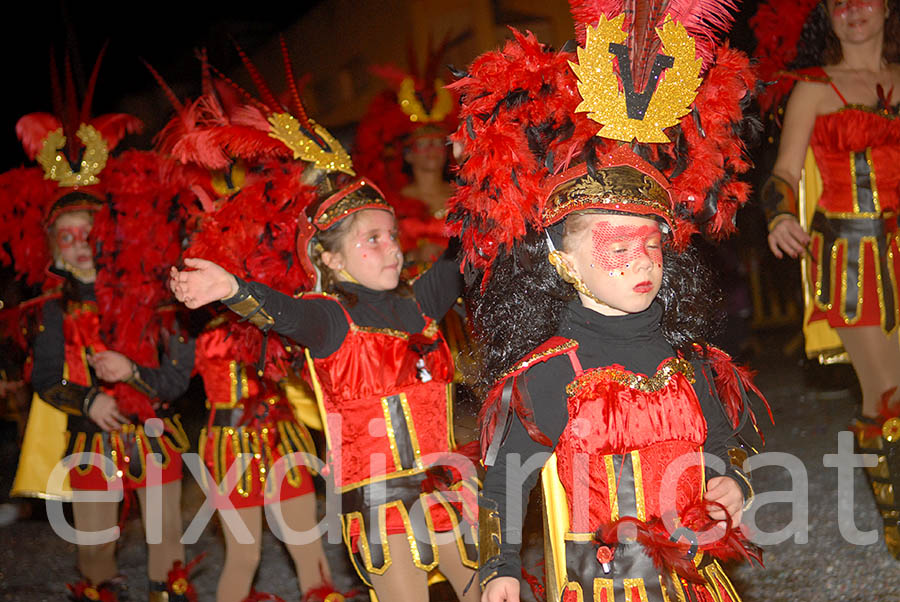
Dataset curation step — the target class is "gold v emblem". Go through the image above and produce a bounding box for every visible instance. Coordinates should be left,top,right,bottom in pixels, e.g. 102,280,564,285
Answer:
571,14,702,143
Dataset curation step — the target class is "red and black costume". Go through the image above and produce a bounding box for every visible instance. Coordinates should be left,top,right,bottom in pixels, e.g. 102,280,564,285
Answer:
31,273,192,491
223,247,478,585
447,1,765,598
479,301,757,600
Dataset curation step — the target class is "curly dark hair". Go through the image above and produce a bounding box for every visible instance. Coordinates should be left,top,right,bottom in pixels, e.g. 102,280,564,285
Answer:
466,221,723,389
790,0,900,69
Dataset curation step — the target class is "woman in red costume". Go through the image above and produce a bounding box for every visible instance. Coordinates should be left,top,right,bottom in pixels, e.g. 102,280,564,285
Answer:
353,48,458,266
448,2,768,600
167,129,478,601
0,50,195,602
150,47,334,602
756,0,900,557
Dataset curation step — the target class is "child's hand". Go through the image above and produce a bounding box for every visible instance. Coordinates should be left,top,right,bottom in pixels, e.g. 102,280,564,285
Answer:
169,258,239,309
705,476,744,525
90,350,134,382
88,392,128,432
482,576,519,602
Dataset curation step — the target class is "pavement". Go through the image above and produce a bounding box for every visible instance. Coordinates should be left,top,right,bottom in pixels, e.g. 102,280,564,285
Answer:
2,330,900,601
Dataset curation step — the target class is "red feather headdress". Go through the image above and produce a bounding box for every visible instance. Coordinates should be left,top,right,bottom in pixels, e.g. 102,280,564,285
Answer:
449,1,756,282
0,47,143,288
0,50,188,420
155,39,387,378
353,36,460,196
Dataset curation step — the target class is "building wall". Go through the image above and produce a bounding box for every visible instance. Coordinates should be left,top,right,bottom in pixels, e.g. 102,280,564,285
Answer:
248,0,573,129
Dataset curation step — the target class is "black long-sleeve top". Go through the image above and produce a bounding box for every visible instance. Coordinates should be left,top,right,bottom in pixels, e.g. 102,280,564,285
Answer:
480,300,747,582
223,245,463,356
31,277,194,419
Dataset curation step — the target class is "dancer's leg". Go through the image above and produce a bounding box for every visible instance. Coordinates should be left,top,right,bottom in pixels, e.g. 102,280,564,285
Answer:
366,533,429,602
136,480,185,581
436,539,479,602
269,493,331,594
72,497,119,584
216,506,263,602
836,326,900,416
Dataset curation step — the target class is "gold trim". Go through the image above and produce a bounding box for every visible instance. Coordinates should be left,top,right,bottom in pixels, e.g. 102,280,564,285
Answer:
228,296,275,329
542,453,569,600
567,358,694,396
381,397,404,470
397,393,424,470
544,166,672,225
501,340,578,380
593,579,614,600
571,14,701,143
267,113,355,175
605,455,619,522
624,578,649,602
867,148,882,213
397,77,453,123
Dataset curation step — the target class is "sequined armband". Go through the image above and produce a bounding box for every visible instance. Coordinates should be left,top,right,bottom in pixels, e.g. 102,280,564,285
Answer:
223,282,275,330
761,174,798,225
478,498,503,587
126,365,158,398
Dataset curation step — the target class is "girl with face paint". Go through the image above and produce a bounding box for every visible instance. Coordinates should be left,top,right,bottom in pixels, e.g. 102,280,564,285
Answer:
757,0,900,559
447,4,770,596
169,177,479,602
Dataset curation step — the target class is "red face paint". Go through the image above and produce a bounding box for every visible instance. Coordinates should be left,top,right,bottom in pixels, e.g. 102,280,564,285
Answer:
55,226,90,249
831,0,878,18
590,221,662,275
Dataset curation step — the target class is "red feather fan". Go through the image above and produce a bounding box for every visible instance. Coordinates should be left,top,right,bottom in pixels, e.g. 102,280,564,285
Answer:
595,499,763,586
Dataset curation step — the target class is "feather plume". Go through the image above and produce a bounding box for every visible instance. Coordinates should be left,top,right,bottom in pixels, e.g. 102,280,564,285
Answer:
81,41,109,125
232,40,281,112
16,113,63,160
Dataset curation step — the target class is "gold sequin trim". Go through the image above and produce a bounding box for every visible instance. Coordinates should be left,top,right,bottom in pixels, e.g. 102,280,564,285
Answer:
566,358,694,396
544,166,672,225
500,340,578,380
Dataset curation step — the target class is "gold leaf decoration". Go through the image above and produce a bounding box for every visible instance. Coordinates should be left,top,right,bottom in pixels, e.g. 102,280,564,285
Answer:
267,113,355,175
397,76,453,123
36,124,108,187
570,14,702,143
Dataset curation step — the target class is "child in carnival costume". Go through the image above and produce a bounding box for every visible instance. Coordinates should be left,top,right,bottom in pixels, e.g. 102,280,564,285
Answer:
0,47,196,602
149,43,341,602
448,1,771,600
166,42,479,602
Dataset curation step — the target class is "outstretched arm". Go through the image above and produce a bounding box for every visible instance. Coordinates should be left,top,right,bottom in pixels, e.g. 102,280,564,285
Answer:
169,257,239,308
171,257,350,356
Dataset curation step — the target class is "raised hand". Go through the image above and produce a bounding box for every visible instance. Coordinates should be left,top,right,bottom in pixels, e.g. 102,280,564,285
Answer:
169,257,239,309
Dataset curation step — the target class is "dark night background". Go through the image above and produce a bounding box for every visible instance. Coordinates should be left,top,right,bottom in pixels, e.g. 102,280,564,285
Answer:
0,0,759,173
0,1,324,172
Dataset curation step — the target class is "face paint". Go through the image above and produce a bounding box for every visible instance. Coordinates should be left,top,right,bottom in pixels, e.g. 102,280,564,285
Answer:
590,221,662,276
55,226,91,249
831,0,878,18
